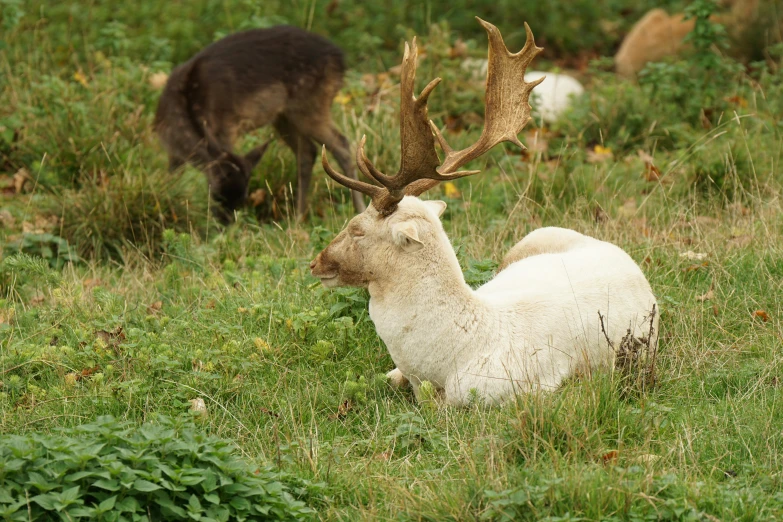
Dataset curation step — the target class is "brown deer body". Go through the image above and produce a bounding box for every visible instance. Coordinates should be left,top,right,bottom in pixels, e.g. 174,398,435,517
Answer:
153,25,366,223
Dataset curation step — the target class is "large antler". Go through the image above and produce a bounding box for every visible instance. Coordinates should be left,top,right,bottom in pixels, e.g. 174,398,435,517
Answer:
322,17,544,216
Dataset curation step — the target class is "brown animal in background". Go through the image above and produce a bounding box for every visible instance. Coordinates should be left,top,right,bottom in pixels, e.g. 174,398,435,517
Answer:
154,26,366,223
614,0,763,78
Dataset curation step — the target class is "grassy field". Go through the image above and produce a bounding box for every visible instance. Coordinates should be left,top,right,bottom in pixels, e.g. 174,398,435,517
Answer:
2,0,783,520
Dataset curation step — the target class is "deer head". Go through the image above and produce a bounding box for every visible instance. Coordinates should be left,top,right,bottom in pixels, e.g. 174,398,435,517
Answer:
310,18,543,288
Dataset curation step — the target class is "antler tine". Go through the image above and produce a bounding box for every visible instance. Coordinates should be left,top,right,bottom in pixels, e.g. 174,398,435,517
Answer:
436,18,544,175
321,146,384,200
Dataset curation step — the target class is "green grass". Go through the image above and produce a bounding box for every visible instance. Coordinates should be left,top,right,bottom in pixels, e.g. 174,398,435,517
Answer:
2,0,783,520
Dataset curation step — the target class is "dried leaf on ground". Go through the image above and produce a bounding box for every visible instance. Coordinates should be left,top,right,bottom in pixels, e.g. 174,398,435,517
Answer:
0,210,15,228
13,168,31,193
727,235,751,249
601,450,619,465
374,451,392,462
248,188,267,207
449,39,468,59
329,400,353,420
637,150,662,182
147,301,163,314
94,326,125,347
724,95,748,108
594,205,608,223
753,310,770,322
696,289,714,302
684,261,709,272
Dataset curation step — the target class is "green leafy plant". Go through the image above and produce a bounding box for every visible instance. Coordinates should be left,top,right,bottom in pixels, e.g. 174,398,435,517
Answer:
0,415,321,521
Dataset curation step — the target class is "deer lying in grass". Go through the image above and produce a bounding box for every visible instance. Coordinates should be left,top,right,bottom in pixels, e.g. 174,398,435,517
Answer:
310,18,659,406
614,0,762,78
154,25,366,223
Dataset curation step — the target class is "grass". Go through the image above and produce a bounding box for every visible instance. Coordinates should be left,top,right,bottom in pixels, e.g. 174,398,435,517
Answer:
2,0,783,520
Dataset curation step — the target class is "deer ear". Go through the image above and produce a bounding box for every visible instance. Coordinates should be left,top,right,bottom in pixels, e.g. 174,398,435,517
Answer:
423,200,447,218
244,141,271,170
391,221,423,252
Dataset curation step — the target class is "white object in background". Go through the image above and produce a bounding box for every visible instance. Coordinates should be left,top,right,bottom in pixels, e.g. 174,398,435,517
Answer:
525,71,585,122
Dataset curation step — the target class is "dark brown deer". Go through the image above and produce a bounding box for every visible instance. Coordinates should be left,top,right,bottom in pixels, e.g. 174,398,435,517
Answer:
153,25,366,223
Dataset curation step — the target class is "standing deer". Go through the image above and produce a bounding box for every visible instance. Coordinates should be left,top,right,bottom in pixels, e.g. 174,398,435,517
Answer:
310,18,659,406
153,25,366,223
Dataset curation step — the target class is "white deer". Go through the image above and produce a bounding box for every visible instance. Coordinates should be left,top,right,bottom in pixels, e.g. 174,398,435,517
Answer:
310,19,659,406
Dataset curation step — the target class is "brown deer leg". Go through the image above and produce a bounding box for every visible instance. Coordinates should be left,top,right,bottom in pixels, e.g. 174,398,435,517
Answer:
310,126,367,213
275,118,317,220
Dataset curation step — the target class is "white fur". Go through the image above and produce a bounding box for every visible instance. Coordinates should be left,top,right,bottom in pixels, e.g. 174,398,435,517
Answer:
312,197,658,406
525,71,584,122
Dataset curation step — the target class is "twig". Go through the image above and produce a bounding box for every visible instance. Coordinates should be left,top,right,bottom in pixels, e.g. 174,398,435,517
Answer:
645,304,658,388
598,310,615,350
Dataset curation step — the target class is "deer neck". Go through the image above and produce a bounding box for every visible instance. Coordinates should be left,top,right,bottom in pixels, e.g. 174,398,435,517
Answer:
367,238,490,385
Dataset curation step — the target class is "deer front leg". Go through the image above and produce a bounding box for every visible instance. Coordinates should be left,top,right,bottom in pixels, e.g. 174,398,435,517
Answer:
386,368,410,388
294,138,317,221
275,118,317,221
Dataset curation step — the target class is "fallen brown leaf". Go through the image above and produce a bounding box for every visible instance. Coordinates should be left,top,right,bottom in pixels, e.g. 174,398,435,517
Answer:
329,400,353,420
753,310,770,322
83,278,104,290
644,162,662,182
260,407,280,418
684,261,709,272
696,289,714,302
13,168,31,193
724,95,748,108
248,188,267,207
712,304,720,316
374,450,392,462
326,0,340,16
727,235,751,249
601,450,619,465
147,301,163,314
449,39,468,59
94,326,125,347
0,210,15,228
594,205,608,223
80,366,100,379
637,150,662,182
